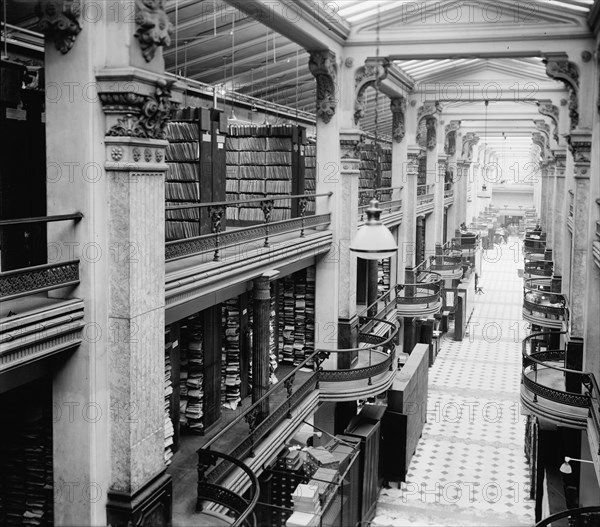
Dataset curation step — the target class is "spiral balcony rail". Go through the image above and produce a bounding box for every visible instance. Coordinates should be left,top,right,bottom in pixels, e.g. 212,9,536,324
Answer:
523,279,566,329
524,259,553,278
196,450,259,527
521,332,589,429
165,192,332,262
535,506,600,527
395,273,443,317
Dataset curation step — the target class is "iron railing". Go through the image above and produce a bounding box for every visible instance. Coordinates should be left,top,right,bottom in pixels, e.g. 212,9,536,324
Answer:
0,214,83,300
523,279,566,321
165,192,332,261
535,506,600,527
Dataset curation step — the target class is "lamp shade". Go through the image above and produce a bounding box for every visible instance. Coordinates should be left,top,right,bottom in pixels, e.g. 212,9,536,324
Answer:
560,460,572,474
350,199,397,260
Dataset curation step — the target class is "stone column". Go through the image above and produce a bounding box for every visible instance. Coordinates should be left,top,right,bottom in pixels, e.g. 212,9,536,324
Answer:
42,1,180,524
456,160,469,230
310,50,341,353
435,155,448,247
337,131,362,350
403,146,421,268
540,162,550,231
445,122,460,239
545,159,556,246
552,149,567,274
252,272,278,416
567,132,592,338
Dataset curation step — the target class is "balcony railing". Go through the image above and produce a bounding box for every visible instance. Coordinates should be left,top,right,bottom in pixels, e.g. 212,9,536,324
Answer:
196,450,259,527
319,318,398,386
165,192,332,262
535,507,600,527
524,259,553,278
523,236,546,256
452,233,479,251
0,214,83,301
358,187,402,221
521,331,589,429
417,184,435,207
523,279,566,328
395,271,443,317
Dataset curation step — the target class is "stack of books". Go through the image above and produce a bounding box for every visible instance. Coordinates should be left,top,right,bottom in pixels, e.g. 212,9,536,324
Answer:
305,447,340,474
309,468,337,505
221,299,242,410
179,316,204,433
164,331,174,465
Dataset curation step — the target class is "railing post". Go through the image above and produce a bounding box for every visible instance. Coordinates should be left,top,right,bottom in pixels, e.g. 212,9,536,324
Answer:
284,374,296,418
210,205,225,261
299,197,308,238
314,350,330,389
261,199,274,247
244,407,260,458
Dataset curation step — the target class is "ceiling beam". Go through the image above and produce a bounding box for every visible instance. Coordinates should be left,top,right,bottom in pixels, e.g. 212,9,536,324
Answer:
222,0,347,53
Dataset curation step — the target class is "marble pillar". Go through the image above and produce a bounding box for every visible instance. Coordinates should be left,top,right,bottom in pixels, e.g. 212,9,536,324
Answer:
568,133,592,338
403,147,420,268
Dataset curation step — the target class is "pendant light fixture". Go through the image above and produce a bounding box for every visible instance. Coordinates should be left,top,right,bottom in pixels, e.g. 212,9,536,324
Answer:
349,3,397,260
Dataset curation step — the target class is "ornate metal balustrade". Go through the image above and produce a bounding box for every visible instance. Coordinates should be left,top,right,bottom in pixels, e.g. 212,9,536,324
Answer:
196,450,259,527
0,214,83,301
396,281,441,307
416,184,435,206
524,236,546,256
524,259,553,278
166,192,332,262
198,350,322,488
535,506,600,527
0,260,80,301
319,318,399,385
523,278,566,326
358,187,403,222
521,332,591,429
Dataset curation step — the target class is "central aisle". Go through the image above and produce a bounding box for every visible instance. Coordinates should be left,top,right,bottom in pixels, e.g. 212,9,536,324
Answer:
373,239,536,526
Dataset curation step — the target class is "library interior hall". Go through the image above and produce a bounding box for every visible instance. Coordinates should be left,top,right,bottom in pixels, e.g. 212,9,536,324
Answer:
1,1,600,526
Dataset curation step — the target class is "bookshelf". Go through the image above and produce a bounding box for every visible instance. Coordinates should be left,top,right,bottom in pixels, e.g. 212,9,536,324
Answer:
225,125,307,225
359,140,392,204
164,329,174,465
377,258,391,296
304,140,316,214
165,107,227,241
277,268,316,367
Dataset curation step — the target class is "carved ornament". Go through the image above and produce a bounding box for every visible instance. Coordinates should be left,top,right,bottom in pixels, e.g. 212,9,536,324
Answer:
543,54,579,130
134,0,173,62
36,0,82,54
390,97,406,143
100,79,178,139
309,50,338,124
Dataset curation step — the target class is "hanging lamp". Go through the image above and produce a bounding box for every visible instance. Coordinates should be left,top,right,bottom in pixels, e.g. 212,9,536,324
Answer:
349,4,397,260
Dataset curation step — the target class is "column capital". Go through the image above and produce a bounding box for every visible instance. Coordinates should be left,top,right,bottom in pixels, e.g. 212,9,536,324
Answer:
339,129,366,160
460,132,479,161
566,130,592,165
309,50,338,124
543,53,580,130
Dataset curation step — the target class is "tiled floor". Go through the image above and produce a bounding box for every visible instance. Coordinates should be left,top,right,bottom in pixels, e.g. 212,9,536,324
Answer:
373,238,536,526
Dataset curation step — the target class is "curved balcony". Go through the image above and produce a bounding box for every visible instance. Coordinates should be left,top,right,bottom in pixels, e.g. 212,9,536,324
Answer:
523,235,546,257
521,332,589,429
535,506,600,527
318,318,399,402
453,233,479,252
524,259,553,279
395,273,443,317
429,255,464,280
523,279,566,329
196,450,259,527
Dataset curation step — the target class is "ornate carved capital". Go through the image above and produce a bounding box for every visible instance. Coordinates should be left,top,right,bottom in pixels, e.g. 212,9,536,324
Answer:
566,133,592,165
353,58,390,125
426,117,437,150
461,132,479,161
134,0,173,62
537,100,560,143
444,120,460,156
543,53,579,130
390,97,406,143
340,132,366,160
36,0,82,54
309,50,338,125
100,79,178,139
